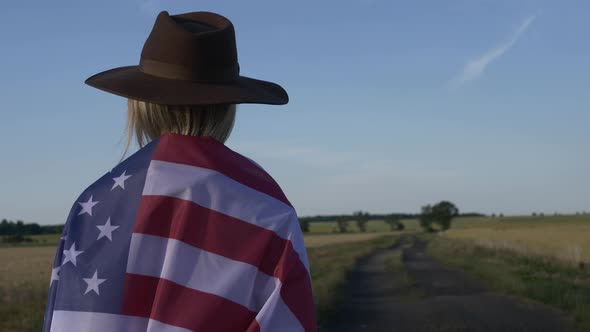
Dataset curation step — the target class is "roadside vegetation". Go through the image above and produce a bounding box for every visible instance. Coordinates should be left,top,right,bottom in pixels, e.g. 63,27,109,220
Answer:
308,235,398,321
383,239,422,300
425,235,590,331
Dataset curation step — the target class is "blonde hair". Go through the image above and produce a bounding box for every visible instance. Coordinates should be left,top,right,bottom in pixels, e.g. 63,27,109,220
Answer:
124,99,236,156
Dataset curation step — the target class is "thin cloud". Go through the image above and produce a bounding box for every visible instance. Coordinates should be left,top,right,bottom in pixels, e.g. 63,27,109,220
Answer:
452,14,537,86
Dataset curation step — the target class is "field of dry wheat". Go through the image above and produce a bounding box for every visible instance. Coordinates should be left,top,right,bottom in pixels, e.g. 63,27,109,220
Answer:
442,216,590,265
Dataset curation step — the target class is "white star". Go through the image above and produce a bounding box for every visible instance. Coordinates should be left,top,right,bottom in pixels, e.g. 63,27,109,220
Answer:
96,218,120,241
111,170,132,190
62,242,84,266
78,195,99,216
83,270,107,295
50,266,60,286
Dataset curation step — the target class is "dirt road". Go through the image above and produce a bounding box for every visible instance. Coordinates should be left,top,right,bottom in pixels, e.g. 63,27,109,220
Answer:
320,236,573,332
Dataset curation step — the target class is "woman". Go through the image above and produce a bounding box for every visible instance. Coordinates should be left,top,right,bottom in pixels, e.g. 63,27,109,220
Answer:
43,11,316,332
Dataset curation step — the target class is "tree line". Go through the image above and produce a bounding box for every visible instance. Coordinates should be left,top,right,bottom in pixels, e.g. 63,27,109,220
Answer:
299,201,468,233
0,219,64,236
2,201,472,238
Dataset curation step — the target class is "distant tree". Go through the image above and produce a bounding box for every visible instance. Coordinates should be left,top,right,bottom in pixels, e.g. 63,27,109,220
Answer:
0,219,12,235
353,210,370,232
532,212,537,217
299,218,310,233
420,201,459,232
499,213,504,218
419,205,435,232
434,201,459,230
539,212,544,217
0,219,62,236
336,216,349,233
385,214,404,231
41,224,64,235
491,213,496,218
14,220,25,236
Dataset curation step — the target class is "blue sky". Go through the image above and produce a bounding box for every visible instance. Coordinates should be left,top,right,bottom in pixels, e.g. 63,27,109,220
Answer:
1,1,589,224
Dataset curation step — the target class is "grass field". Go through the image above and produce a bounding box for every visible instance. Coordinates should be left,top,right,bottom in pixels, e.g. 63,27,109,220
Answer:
0,229,400,332
1,214,588,331
426,234,590,330
0,247,53,331
441,214,590,265
307,219,421,234
308,235,398,321
305,232,394,247
0,234,61,248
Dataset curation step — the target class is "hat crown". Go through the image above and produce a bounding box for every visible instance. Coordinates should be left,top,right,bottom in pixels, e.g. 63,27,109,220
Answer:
139,11,240,83
84,10,289,106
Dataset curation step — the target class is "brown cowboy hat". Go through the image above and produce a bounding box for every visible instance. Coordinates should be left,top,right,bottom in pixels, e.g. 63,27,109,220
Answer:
85,11,288,105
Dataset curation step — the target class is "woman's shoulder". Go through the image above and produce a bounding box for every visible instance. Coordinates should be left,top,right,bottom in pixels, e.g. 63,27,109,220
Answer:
153,134,294,209
150,135,302,242
65,135,297,235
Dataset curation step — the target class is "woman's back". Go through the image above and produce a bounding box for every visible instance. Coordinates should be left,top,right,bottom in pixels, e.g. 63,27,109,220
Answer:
44,133,315,331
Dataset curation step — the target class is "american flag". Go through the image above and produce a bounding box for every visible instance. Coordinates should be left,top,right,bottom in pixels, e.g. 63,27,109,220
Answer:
43,133,317,332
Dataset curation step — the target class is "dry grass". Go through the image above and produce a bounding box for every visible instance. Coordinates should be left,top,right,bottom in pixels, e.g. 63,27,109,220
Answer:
0,247,54,332
442,219,590,265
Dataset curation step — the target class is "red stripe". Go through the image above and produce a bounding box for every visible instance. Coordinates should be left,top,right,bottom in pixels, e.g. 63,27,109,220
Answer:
121,273,259,332
276,241,317,332
133,195,317,331
134,195,284,277
152,134,292,207
246,320,261,332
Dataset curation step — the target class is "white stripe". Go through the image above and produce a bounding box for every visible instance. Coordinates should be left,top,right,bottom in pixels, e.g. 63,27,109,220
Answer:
256,283,305,332
146,319,192,332
143,160,310,272
127,233,277,312
50,311,191,332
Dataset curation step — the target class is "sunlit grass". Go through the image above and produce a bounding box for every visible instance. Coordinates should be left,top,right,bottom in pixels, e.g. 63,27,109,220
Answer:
426,235,590,331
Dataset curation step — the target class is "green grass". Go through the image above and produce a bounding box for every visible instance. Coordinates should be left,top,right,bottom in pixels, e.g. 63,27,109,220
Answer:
383,245,422,299
308,235,398,322
425,235,590,331
0,234,61,248
0,281,47,332
307,214,590,235
308,219,422,234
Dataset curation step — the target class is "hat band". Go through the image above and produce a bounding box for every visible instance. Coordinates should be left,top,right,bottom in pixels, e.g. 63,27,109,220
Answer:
139,58,239,83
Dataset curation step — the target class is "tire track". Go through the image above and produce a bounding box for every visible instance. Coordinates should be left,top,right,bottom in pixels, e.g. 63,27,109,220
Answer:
321,235,573,332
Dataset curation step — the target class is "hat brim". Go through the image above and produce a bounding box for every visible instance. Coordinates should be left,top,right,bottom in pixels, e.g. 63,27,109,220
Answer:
85,66,288,106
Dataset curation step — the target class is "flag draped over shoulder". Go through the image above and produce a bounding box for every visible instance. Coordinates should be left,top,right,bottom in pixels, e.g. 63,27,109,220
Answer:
43,133,317,332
